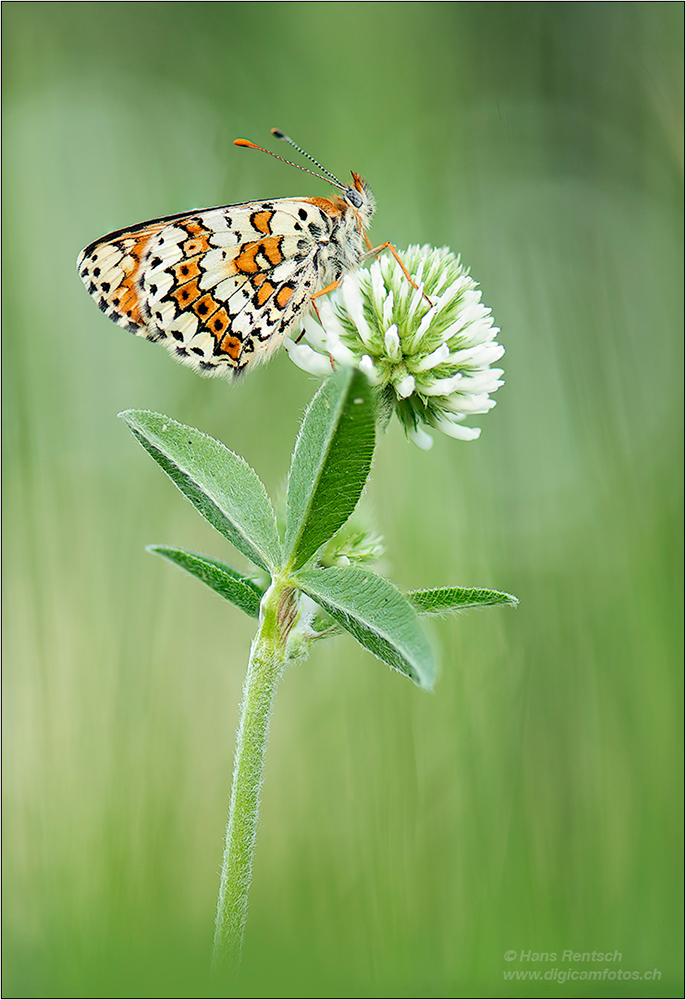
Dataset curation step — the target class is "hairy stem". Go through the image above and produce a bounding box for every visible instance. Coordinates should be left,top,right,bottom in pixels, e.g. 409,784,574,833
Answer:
211,580,292,974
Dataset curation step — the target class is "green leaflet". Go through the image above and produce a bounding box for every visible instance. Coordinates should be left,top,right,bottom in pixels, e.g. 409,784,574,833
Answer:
147,546,263,618
284,369,375,571
124,395,516,694
408,586,519,615
120,410,281,573
296,566,435,690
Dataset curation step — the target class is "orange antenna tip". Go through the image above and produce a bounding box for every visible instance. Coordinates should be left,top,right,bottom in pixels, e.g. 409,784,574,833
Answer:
234,137,261,149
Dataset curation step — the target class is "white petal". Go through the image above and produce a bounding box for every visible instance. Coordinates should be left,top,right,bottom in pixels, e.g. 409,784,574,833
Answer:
406,283,426,325
370,260,386,313
303,316,357,366
430,269,451,297
328,341,359,365
420,373,466,396
384,324,401,360
359,354,383,385
431,274,472,316
302,315,330,350
394,373,416,398
408,425,434,450
453,370,504,393
460,321,500,349
413,342,450,372
411,304,437,346
304,308,357,365
438,316,470,342
317,297,348,340
382,289,395,328
446,342,505,367
284,340,334,376
442,393,497,414
341,276,373,346
441,305,496,348
477,341,505,364
432,415,482,440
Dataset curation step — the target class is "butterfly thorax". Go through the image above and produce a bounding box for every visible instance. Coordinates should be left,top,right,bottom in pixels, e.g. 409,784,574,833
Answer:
295,173,375,285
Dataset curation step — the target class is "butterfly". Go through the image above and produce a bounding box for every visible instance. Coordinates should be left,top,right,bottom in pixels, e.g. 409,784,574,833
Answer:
77,129,417,378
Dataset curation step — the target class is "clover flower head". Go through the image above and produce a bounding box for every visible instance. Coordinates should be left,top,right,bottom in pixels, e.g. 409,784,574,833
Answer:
285,245,504,448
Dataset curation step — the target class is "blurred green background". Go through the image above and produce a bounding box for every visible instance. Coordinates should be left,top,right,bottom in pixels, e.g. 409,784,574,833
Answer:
3,3,682,997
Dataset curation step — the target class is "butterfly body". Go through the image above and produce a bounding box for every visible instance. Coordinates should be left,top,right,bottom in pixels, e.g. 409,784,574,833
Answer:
77,172,375,377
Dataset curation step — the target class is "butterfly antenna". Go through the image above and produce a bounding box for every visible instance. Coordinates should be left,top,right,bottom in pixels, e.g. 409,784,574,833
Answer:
270,129,344,187
234,136,345,190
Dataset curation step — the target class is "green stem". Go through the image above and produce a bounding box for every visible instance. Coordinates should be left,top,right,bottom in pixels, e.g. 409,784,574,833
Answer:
211,578,294,974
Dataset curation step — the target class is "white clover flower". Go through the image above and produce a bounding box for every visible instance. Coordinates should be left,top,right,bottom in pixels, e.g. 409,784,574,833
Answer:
285,245,504,449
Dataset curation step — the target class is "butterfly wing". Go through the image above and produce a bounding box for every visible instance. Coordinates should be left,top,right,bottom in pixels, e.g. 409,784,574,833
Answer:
77,199,337,376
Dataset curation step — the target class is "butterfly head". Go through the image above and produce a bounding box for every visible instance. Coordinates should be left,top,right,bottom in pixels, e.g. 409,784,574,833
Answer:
344,172,376,229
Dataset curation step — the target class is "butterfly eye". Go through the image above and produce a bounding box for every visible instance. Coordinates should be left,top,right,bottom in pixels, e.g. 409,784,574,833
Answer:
345,187,364,209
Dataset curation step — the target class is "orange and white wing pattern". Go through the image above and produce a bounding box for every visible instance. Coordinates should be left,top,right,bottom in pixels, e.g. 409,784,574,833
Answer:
77,200,341,377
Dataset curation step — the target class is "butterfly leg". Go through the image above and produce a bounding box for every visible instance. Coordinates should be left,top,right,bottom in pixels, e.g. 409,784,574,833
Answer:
360,241,433,306
311,281,340,304
310,280,341,324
